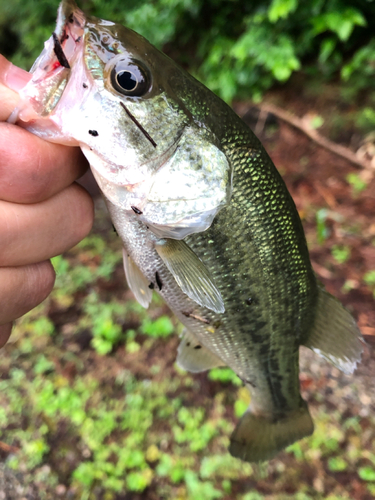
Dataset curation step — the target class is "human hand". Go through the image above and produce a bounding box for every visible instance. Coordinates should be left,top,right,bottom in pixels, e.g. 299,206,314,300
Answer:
0,55,94,348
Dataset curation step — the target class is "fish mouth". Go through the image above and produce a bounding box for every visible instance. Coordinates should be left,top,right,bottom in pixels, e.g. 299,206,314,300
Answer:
30,1,86,82
10,1,86,121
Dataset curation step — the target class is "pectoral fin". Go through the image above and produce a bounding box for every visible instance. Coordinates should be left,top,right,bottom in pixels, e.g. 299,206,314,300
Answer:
303,286,363,374
177,329,225,372
122,249,153,308
155,239,225,313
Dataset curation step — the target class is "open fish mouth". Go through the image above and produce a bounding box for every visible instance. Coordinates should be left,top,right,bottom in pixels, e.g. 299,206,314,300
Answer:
7,1,86,123
33,0,86,77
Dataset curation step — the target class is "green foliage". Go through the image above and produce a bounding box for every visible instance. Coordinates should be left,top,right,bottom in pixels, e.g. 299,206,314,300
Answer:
359,466,375,482
52,235,122,299
268,0,298,23
141,315,175,338
346,172,368,196
327,456,348,472
208,367,242,386
316,208,330,244
355,108,375,135
184,470,223,500
173,407,217,452
200,454,253,479
241,494,265,500
310,115,324,129
81,292,127,354
342,39,375,91
331,245,351,264
311,7,366,42
1,225,374,498
234,399,248,418
363,270,375,297
2,0,375,101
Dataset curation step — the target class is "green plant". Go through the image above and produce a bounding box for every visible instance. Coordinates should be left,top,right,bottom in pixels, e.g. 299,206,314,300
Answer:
208,367,242,386
342,39,375,93
141,315,175,338
2,0,375,102
346,172,368,196
316,208,330,244
364,270,375,297
359,466,375,481
328,456,348,472
200,454,253,479
173,407,217,452
331,244,351,264
355,108,375,134
241,492,265,500
184,470,223,500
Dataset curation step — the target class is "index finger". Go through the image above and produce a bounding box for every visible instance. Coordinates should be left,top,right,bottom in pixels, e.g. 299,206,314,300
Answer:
0,55,89,203
0,122,89,203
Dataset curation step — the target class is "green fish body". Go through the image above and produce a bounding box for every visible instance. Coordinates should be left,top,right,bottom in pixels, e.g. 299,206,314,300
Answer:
10,0,363,462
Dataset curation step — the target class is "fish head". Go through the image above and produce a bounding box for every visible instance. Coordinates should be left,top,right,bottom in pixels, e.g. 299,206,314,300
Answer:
13,0,232,238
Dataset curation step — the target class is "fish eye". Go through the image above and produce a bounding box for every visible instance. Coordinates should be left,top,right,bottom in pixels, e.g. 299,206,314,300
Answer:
110,59,151,97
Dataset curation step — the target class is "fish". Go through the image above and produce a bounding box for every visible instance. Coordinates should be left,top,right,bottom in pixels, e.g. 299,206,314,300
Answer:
9,0,363,462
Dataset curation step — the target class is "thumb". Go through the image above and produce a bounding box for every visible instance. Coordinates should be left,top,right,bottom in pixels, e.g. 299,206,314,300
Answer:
0,54,31,121
0,54,31,90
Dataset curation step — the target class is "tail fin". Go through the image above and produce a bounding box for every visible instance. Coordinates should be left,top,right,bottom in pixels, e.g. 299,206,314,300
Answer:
303,286,363,374
229,403,314,463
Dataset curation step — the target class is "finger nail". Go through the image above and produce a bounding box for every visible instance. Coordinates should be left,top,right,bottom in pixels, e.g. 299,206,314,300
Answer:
4,62,31,91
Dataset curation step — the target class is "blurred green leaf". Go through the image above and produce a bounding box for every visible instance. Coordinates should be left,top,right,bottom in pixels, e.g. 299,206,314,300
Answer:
268,0,297,23
346,172,368,196
331,245,351,264
3,0,374,102
312,8,366,41
316,208,329,244
141,315,174,337
328,456,348,472
208,367,242,385
359,467,375,481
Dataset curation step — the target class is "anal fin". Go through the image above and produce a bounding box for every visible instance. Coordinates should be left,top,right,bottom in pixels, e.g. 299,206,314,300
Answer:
177,329,225,373
122,249,152,309
304,286,363,374
155,239,225,313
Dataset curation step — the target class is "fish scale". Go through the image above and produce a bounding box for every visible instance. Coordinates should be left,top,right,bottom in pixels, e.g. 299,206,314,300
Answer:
10,0,363,462
185,143,315,409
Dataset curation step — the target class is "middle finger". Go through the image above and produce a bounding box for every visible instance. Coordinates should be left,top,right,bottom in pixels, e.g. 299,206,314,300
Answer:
0,183,94,266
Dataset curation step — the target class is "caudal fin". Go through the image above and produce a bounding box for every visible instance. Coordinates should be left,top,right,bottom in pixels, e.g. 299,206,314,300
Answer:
229,403,314,463
303,286,363,374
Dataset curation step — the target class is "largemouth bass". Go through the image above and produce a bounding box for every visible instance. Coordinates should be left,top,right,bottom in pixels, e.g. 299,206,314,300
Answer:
9,0,363,462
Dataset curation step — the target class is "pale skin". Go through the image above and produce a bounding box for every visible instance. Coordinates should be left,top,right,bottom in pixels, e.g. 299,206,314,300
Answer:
0,55,94,347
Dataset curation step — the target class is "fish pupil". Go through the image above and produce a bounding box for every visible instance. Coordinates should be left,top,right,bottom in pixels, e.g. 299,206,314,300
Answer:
110,59,151,96
116,70,137,92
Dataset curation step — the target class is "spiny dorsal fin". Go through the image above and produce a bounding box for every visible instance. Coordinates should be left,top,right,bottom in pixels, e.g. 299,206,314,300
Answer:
304,286,363,374
155,239,225,313
177,329,225,373
122,249,153,308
